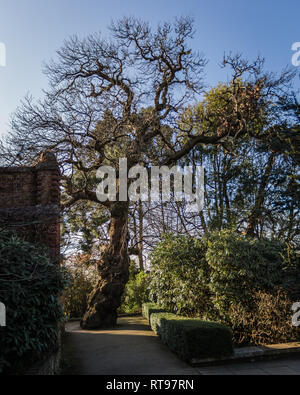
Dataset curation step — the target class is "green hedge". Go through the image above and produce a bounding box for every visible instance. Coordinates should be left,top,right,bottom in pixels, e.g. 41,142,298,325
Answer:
150,312,233,361
142,303,233,361
142,302,166,322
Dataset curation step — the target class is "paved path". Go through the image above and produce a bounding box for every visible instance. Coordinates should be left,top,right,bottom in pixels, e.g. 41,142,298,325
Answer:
62,316,197,375
61,316,300,375
197,357,300,375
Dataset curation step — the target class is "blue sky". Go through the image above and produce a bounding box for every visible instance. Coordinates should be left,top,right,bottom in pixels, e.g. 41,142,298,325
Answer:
0,0,299,137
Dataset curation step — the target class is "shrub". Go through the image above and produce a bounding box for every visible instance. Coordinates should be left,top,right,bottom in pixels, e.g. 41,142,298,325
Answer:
63,255,98,319
119,265,150,314
149,234,211,317
142,302,166,322
149,311,233,361
281,244,300,301
205,229,287,323
148,230,298,346
228,289,300,345
0,230,65,374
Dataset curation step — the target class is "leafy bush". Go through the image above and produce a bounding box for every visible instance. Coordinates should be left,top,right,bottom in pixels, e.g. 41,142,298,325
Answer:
0,230,65,374
63,255,98,319
119,265,149,314
149,310,233,361
142,302,166,322
206,229,289,323
149,234,211,317
148,230,298,346
281,244,300,301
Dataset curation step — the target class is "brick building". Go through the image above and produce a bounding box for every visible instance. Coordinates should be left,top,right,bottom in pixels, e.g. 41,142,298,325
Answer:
0,152,60,262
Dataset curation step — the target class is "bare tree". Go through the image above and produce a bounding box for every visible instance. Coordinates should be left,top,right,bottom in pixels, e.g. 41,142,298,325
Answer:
1,17,295,328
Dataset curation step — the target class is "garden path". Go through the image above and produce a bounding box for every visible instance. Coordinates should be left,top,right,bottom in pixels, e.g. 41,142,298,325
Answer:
61,316,300,375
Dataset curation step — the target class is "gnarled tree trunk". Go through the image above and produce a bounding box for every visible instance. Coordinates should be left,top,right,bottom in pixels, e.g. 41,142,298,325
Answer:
81,202,129,329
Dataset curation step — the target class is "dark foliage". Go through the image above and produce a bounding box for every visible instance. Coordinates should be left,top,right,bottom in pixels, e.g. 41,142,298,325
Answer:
0,230,65,374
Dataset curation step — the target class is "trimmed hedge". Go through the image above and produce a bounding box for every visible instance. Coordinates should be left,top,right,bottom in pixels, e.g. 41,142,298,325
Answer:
142,303,234,361
142,302,166,322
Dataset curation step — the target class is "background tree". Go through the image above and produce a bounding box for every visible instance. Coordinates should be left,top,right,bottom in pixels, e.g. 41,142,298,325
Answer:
180,79,299,243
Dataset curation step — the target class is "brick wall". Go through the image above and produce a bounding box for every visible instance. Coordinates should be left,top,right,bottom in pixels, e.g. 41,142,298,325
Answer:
0,152,60,262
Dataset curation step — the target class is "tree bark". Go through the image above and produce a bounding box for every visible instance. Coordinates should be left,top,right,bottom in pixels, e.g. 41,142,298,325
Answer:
81,202,129,329
138,200,144,271
246,152,275,237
